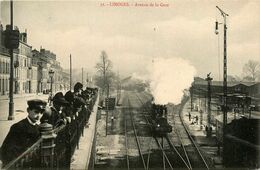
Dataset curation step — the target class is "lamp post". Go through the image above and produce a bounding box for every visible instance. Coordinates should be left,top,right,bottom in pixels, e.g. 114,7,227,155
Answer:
6,0,20,120
49,70,54,101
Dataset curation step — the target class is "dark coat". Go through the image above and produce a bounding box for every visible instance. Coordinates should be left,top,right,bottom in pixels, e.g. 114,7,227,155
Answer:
41,107,67,128
1,118,40,166
41,107,59,126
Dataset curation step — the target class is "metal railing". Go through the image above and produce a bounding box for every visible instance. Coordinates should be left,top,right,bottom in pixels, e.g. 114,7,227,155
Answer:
3,138,42,169
2,91,98,169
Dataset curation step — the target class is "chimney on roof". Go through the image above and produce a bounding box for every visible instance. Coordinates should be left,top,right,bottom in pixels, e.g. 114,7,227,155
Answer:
22,32,27,43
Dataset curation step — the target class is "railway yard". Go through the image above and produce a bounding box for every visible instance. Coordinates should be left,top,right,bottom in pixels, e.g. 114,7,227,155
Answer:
94,91,218,169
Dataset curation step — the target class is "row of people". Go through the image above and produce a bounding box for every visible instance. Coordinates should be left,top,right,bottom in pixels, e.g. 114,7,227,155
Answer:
0,82,98,166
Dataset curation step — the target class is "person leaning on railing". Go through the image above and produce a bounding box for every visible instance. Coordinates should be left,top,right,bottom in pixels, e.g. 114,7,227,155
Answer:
73,82,83,97
64,90,86,119
0,99,47,166
64,90,75,119
41,92,71,128
73,96,87,116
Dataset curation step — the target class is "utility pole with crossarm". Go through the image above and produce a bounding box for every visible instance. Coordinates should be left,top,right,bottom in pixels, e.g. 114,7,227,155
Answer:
216,5,229,165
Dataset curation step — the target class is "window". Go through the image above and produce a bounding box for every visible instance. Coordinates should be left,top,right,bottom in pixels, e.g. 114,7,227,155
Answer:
3,61,5,74
5,78,8,91
7,79,9,91
0,61,2,74
0,79,2,93
7,63,9,74
6,62,8,74
2,79,4,92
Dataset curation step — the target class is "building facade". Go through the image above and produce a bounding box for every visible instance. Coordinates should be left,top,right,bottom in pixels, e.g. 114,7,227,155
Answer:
0,24,10,95
14,33,34,94
0,24,69,96
32,48,69,94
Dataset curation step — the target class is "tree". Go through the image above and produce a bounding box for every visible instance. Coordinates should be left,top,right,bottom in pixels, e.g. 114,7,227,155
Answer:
95,51,113,96
227,75,241,82
227,75,238,82
242,60,260,82
242,76,255,82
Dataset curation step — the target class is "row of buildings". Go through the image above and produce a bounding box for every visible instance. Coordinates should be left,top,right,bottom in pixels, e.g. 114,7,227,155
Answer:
191,77,260,111
190,76,259,140
190,77,259,168
0,24,70,96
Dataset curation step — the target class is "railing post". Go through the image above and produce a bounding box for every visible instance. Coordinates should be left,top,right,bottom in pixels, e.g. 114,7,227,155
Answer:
40,121,57,169
76,112,80,149
65,124,72,169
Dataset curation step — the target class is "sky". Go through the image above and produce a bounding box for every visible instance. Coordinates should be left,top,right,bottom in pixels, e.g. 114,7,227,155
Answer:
0,0,259,80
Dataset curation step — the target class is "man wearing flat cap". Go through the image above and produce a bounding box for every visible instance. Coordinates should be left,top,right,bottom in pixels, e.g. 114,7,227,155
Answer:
41,92,70,127
1,99,47,166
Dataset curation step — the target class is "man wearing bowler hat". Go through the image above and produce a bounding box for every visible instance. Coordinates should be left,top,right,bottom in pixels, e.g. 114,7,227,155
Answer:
74,82,83,97
41,92,70,127
1,99,47,166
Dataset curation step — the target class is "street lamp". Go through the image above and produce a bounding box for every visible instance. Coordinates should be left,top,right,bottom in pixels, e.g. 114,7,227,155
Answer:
49,69,54,102
6,0,20,120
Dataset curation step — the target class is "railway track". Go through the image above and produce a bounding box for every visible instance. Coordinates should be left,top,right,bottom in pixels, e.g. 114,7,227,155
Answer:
171,103,210,169
134,92,190,170
125,96,147,170
95,91,212,169
135,92,211,169
135,93,174,170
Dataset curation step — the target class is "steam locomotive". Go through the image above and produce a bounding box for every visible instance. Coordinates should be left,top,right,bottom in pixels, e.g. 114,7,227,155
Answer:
150,104,172,136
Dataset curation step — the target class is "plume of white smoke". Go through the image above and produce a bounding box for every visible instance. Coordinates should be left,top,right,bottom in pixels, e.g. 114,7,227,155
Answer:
131,72,146,82
148,57,196,105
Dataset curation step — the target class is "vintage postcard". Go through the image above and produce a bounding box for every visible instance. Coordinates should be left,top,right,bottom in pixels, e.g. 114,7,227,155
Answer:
0,0,259,169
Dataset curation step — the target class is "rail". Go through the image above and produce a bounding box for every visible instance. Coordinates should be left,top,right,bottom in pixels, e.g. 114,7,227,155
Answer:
3,138,43,169
174,125,192,169
2,90,98,169
178,96,210,169
136,92,211,170
124,101,130,170
154,137,174,170
165,134,191,169
134,93,177,170
126,97,147,170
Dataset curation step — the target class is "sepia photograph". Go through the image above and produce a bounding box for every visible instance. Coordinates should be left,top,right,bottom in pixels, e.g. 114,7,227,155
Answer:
0,0,259,169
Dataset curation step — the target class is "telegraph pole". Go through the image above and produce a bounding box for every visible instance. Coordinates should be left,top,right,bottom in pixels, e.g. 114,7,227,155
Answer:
86,72,89,87
105,97,109,136
216,5,229,165
190,86,193,111
206,73,213,137
70,54,72,91
81,67,84,85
